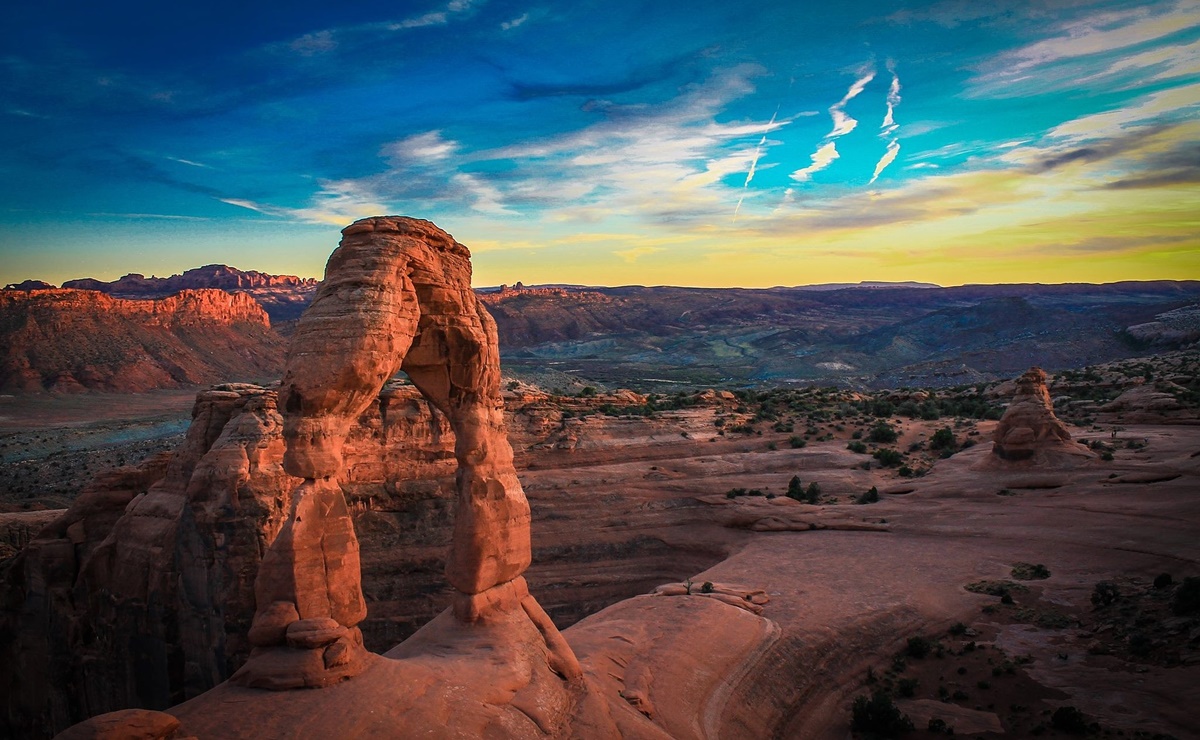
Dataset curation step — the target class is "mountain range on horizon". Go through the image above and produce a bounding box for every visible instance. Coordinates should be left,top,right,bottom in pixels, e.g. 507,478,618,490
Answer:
3,264,1199,394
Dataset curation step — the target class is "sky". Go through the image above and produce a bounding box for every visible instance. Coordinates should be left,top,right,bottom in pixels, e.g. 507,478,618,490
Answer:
1,0,1198,288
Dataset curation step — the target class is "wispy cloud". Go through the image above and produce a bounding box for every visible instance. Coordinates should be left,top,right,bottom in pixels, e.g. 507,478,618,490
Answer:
390,0,484,30
166,156,212,169
869,139,901,185
970,1,1200,96
790,65,875,183
502,12,530,30
791,141,840,182
828,67,876,138
735,106,780,218
880,62,901,137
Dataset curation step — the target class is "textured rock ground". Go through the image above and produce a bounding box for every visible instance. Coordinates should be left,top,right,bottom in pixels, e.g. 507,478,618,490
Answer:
2,403,1197,737
159,420,1200,739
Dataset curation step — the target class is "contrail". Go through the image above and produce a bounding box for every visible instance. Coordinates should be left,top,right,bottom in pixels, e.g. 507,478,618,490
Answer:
790,65,875,183
881,61,901,136
870,61,902,184
828,69,875,138
868,139,900,184
734,106,780,220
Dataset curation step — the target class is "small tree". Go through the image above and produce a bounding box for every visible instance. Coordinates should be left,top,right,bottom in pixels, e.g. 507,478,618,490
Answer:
804,481,821,504
786,475,805,500
930,427,956,450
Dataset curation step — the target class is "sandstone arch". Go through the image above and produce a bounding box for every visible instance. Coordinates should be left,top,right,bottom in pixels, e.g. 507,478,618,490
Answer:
235,216,566,688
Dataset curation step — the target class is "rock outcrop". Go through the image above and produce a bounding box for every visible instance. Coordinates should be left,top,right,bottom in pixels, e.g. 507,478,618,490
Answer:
232,216,578,691
0,289,284,392
991,367,1091,462
64,265,321,325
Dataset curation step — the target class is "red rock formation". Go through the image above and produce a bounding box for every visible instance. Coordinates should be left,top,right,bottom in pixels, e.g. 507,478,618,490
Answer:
233,216,578,691
63,264,319,294
0,289,283,392
991,367,1090,462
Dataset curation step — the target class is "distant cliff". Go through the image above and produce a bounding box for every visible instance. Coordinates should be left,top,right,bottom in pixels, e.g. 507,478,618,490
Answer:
0,289,284,392
62,264,320,324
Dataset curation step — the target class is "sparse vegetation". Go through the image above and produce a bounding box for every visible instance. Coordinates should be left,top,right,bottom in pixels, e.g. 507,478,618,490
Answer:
1011,562,1050,580
850,691,913,737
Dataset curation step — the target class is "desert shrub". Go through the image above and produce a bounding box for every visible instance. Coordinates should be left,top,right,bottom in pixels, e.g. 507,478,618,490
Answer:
804,482,821,504
850,691,913,737
873,448,903,467
1011,562,1050,580
898,465,914,477
927,717,952,734
848,440,868,454
700,581,714,594
897,677,919,697
1091,581,1120,608
868,422,898,443
930,427,956,450
905,635,933,659
856,486,880,505
965,580,1026,597
852,429,863,439
1050,706,1089,734
786,476,804,501
948,622,967,636
1100,451,1114,461
725,488,764,498
1154,573,1173,589
789,435,807,448
871,400,896,418
1172,576,1200,615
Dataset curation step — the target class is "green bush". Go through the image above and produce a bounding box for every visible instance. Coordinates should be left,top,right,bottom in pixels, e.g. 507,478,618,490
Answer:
930,427,956,450
1011,562,1051,580
789,435,807,448
847,440,868,454
856,486,880,505
905,635,933,658
850,691,914,737
868,422,898,443
873,448,903,467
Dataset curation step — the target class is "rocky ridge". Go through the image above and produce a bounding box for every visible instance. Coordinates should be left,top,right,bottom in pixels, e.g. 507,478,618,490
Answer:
0,289,284,393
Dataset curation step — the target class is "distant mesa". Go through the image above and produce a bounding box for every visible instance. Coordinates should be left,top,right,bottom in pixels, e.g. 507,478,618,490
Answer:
62,264,321,325
792,280,941,291
0,288,284,393
62,264,319,294
2,280,55,291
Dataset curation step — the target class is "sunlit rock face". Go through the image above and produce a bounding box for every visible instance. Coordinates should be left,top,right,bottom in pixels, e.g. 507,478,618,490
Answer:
991,367,1084,461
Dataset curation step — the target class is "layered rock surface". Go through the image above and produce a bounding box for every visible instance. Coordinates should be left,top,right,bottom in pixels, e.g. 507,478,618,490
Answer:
990,367,1092,463
0,289,283,392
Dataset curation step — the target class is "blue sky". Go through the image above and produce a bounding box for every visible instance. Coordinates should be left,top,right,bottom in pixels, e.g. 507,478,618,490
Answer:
1,0,1198,287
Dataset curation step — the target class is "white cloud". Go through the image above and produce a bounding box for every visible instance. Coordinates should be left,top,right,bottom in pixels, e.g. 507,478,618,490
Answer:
971,1,1200,94
868,139,901,184
381,130,459,163
290,30,337,56
827,68,876,138
502,12,529,30
881,63,901,137
791,141,840,182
